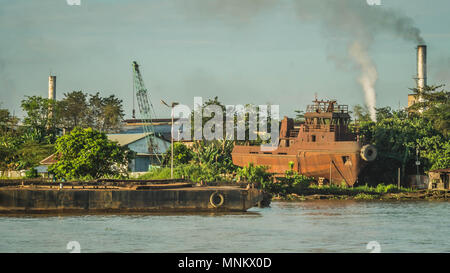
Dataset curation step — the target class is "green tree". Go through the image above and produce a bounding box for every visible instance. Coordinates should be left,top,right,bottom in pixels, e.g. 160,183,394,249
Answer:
0,108,27,171
161,142,194,166
166,140,236,183
87,93,124,133
192,140,236,174
101,95,124,132
408,85,450,136
189,96,273,145
0,108,19,133
236,163,271,184
49,127,133,179
417,135,450,171
60,91,89,130
293,110,305,123
190,96,226,140
375,106,394,121
15,141,54,170
0,134,19,171
357,106,449,185
352,104,371,122
87,92,104,131
21,96,60,143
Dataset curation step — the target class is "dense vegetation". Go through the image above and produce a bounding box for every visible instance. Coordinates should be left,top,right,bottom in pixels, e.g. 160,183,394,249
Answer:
150,140,237,183
355,85,449,185
0,91,125,175
1,84,448,189
141,86,448,191
0,107,55,173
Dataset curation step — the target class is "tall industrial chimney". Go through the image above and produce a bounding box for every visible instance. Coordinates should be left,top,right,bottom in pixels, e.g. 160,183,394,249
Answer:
48,75,56,100
416,45,427,91
47,75,56,125
408,45,428,109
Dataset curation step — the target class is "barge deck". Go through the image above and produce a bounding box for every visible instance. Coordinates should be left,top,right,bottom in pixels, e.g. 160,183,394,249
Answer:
0,183,264,214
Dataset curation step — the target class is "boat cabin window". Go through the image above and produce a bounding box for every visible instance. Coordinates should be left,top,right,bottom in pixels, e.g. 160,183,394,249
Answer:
342,156,350,164
311,135,316,142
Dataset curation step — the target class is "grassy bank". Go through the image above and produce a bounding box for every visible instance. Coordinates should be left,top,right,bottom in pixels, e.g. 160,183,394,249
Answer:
269,184,449,201
137,167,182,180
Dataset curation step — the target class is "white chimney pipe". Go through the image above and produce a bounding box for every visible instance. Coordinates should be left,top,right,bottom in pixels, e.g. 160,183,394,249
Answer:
417,45,427,91
48,75,56,100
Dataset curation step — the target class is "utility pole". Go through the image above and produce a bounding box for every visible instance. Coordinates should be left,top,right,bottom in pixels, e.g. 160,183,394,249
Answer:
415,146,421,188
161,100,179,179
329,161,332,185
416,147,420,175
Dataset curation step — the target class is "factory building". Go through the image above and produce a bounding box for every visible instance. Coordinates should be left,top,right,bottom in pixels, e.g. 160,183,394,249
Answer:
107,133,170,172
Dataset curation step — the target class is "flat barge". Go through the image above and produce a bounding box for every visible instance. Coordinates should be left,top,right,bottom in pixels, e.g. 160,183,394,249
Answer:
0,181,264,214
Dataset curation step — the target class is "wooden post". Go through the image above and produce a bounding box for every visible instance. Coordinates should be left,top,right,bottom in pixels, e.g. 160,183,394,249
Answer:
398,168,401,189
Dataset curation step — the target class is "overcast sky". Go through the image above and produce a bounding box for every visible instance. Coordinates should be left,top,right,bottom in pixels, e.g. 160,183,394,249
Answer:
1,0,449,119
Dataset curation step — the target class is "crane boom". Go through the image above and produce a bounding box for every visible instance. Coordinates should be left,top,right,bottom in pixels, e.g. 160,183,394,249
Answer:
132,61,161,163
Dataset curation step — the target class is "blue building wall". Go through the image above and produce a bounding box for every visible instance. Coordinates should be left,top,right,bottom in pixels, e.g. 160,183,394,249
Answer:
132,156,151,172
126,136,169,172
127,137,169,154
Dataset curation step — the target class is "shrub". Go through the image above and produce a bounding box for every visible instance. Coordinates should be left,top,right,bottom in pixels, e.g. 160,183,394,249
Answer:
236,163,272,184
48,127,133,179
138,167,179,180
161,142,194,166
354,193,377,200
25,168,39,178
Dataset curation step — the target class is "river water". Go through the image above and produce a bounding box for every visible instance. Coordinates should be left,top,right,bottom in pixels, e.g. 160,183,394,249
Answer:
0,201,449,253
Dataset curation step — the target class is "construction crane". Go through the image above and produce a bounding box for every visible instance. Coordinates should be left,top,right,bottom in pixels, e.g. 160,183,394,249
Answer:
132,61,161,164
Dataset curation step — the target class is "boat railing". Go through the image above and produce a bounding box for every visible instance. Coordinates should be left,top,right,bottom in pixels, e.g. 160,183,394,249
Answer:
289,129,300,137
301,125,336,132
306,104,348,113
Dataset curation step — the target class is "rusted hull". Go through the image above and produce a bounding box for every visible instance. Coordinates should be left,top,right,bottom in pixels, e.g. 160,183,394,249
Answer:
232,142,362,186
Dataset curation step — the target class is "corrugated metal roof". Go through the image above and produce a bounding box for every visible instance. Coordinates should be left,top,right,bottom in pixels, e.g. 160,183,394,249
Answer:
107,133,152,146
39,153,59,165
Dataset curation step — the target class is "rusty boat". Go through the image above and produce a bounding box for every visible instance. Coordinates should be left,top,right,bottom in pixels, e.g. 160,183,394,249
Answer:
232,99,377,186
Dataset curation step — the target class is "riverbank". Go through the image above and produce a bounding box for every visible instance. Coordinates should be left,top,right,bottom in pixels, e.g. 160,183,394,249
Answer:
271,189,450,201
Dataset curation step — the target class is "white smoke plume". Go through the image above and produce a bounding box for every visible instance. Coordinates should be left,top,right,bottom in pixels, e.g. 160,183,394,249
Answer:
181,0,425,121
349,40,378,121
291,0,425,121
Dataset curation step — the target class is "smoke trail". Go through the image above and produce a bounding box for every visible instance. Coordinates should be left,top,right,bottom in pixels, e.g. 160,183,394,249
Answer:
180,0,425,121
291,0,425,121
349,40,377,121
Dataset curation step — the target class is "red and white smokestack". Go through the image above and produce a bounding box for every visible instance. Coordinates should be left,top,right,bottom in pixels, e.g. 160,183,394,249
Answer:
417,45,427,91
